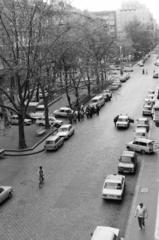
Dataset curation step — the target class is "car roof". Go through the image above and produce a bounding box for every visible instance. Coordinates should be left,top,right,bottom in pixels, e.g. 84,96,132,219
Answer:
92,226,119,240
135,127,147,133
122,150,135,157
60,107,72,111
118,115,128,119
59,124,71,128
106,174,124,183
133,138,153,143
46,135,60,141
137,117,148,121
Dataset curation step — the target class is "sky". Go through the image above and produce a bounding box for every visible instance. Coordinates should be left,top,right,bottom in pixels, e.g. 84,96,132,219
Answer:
70,0,159,23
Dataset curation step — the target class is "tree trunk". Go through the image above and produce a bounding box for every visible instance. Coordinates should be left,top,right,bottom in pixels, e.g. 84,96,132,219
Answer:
86,71,91,97
18,115,27,149
44,97,50,129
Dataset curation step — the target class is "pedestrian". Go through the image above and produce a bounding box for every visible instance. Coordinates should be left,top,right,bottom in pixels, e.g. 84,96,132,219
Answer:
134,202,148,230
142,68,145,74
113,115,119,126
95,105,100,116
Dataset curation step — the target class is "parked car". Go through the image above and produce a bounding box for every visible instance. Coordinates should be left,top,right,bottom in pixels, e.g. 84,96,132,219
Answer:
111,82,120,90
0,186,13,204
126,138,154,154
118,150,137,174
44,135,64,151
144,94,155,104
119,75,127,83
135,127,148,139
36,115,63,127
91,226,121,240
10,115,32,125
54,107,73,118
123,65,133,72
153,72,159,78
137,60,144,67
102,174,125,200
142,104,153,116
136,117,150,132
57,124,74,139
89,95,105,108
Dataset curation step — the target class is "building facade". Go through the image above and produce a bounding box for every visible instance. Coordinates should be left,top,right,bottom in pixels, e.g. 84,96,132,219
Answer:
90,11,117,38
116,1,157,40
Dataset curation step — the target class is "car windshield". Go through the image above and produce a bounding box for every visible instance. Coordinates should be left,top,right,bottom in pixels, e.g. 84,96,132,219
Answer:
120,156,132,163
91,99,98,103
46,140,54,144
118,117,126,121
104,182,121,189
59,128,68,132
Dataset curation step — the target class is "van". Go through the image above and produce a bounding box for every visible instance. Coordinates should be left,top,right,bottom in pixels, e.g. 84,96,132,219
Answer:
118,150,137,174
135,127,148,139
126,138,154,154
89,95,105,108
91,226,121,240
44,135,64,151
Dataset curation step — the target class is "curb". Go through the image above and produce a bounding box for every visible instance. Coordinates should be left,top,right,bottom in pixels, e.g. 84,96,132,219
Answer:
4,96,62,155
5,146,45,157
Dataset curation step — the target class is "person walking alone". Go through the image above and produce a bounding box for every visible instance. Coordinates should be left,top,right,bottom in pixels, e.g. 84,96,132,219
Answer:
135,202,148,230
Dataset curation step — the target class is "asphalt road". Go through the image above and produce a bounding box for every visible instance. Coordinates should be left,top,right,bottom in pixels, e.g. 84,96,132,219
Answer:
0,54,158,240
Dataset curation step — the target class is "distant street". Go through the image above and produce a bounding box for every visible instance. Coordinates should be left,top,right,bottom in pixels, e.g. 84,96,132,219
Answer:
0,54,158,240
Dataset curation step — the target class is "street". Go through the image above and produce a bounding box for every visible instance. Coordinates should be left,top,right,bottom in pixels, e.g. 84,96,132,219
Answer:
0,54,158,240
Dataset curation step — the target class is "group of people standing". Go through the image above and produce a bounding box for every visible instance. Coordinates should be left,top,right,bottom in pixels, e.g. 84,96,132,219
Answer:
68,104,101,124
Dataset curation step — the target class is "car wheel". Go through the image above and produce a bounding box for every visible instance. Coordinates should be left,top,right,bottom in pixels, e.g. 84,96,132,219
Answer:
141,150,146,154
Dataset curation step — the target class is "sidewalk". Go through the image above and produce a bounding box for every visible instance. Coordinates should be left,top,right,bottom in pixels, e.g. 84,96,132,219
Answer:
125,121,159,240
0,89,89,153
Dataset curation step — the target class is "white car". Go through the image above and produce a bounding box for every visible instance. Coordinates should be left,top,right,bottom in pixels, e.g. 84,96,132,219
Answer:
91,226,121,240
36,115,63,127
116,115,130,129
142,104,152,116
123,66,133,72
0,186,13,204
111,82,120,90
118,151,137,174
57,124,74,139
102,174,125,200
144,94,155,104
54,107,73,118
137,60,144,67
136,117,150,132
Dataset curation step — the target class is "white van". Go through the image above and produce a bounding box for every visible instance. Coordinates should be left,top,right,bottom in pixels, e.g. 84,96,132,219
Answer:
45,135,64,151
126,138,154,154
91,226,121,240
89,95,105,108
